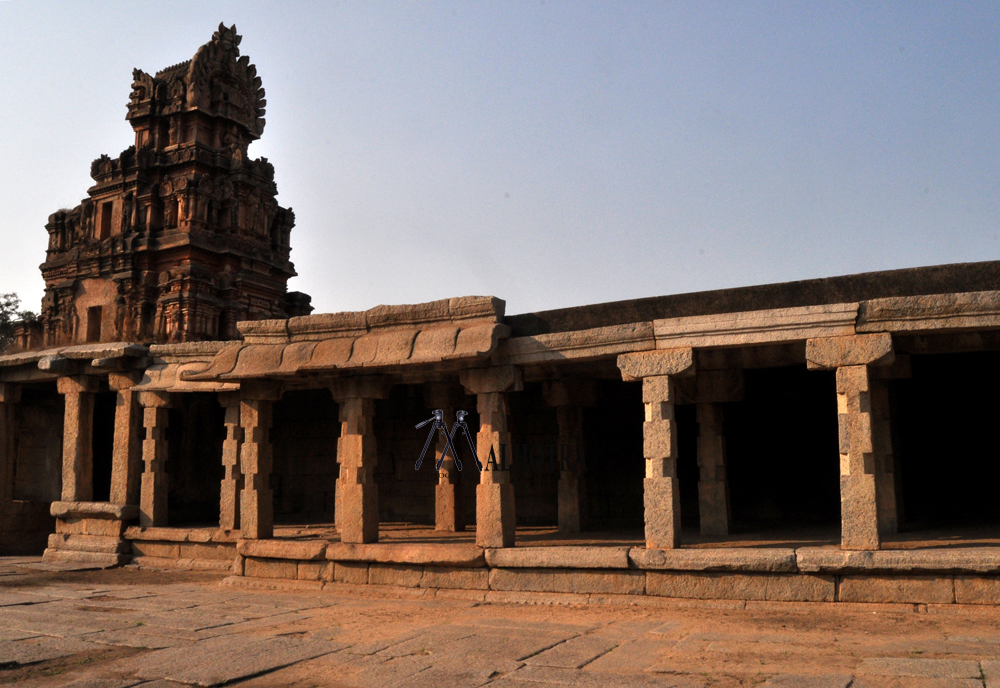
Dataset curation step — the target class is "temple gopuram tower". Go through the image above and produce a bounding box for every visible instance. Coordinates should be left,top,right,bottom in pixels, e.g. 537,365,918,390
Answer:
38,23,311,346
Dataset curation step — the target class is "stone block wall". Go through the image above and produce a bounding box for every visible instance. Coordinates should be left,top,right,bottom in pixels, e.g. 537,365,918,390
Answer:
271,389,339,522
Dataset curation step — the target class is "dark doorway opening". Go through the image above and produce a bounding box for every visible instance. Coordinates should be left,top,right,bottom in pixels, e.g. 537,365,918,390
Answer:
272,389,339,524
723,366,840,534
584,380,644,533
891,351,1000,530
91,391,116,502
166,394,225,525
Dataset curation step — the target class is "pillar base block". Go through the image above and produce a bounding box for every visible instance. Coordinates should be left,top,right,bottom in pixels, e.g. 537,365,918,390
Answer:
697,481,730,536
240,487,274,540
340,483,379,544
557,475,582,534
476,483,515,548
840,475,880,551
435,483,464,532
644,477,681,549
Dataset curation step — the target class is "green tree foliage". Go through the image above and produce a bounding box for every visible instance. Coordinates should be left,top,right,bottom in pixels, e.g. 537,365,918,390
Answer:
0,293,38,353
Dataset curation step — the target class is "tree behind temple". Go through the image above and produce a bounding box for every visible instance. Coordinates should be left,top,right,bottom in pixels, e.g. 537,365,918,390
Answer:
0,293,38,353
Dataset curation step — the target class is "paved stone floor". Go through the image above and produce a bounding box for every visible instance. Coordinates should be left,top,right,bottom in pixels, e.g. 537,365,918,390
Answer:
4,557,1000,687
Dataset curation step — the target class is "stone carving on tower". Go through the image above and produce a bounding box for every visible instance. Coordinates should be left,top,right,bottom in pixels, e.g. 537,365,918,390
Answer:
38,23,311,346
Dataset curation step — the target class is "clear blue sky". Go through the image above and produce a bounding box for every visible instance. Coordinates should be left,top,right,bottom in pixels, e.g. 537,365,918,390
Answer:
1,1,997,316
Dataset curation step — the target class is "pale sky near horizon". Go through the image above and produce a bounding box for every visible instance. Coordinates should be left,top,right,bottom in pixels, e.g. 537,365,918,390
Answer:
1,1,997,317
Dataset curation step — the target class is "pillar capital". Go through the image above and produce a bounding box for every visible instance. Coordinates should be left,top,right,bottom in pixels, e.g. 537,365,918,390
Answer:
0,382,21,404
542,379,596,408
806,333,894,370
138,390,172,408
329,375,392,402
108,370,144,391
618,348,695,382
460,365,522,396
57,375,101,395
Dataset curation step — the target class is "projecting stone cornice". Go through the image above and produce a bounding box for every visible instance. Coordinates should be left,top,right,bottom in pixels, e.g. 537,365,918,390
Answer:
652,303,859,349
182,295,509,381
857,290,1000,333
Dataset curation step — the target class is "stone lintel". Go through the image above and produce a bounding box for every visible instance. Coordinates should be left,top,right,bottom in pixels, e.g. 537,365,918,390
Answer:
328,375,392,401
806,333,894,370
618,348,695,381
485,546,629,569
460,365,523,395
50,501,139,521
57,375,101,395
542,379,597,407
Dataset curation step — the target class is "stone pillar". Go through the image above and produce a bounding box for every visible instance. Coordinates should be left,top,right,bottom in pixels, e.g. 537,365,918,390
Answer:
618,348,696,550
688,369,742,536
239,383,282,540
58,376,99,502
542,380,596,534
108,372,143,506
138,391,171,527
460,366,522,548
807,333,896,550
696,403,730,536
330,377,391,544
423,382,466,532
0,383,21,511
219,392,243,531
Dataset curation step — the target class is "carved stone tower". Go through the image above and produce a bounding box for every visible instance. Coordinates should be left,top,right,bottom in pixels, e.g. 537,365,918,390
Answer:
39,24,311,346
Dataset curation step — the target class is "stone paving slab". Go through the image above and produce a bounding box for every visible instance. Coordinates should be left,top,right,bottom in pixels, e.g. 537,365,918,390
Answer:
0,635,98,665
852,679,985,688
123,634,345,686
0,591,53,607
82,628,194,650
58,679,144,688
523,634,619,669
0,606,139,637
580,638,677,673
856,657,983,679
499,664,706,687
758,676,854,688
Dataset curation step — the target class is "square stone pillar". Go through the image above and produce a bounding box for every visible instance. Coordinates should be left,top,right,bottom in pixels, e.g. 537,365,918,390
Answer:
423,382,467,532
58,376,99,502
138,391,171,527
239,383,282,540
460,366,523,548
331,376,391,544
219,392,243,531
807,333,896,551
543,380,596,535
0,383,21,511
619,348,696,550
696,402,730,536
108,372,143,507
